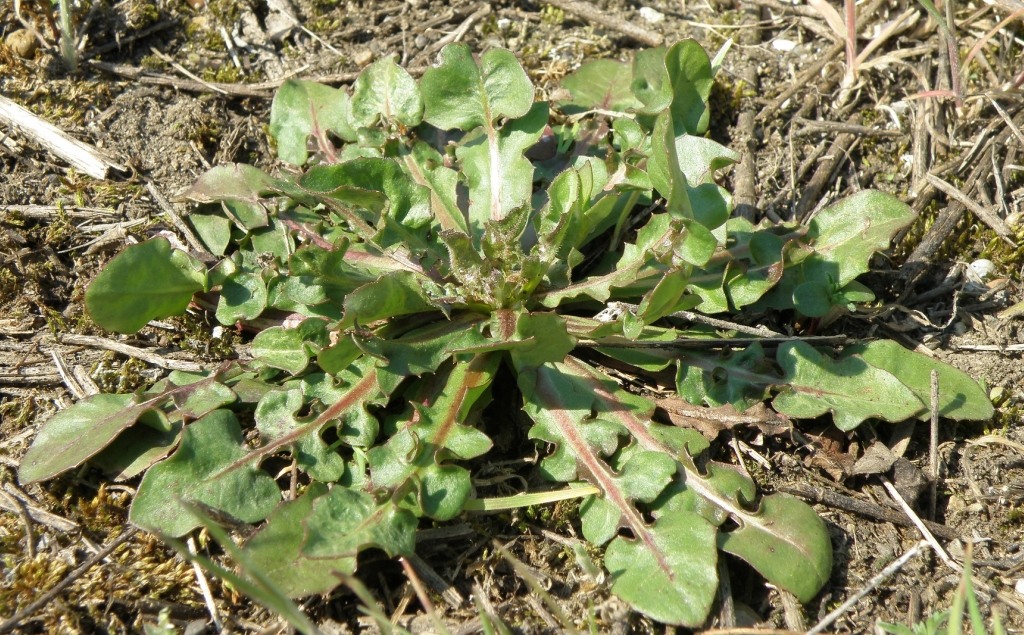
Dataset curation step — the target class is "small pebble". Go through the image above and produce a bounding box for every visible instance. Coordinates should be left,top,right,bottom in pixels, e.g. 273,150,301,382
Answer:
353,49,374,67
772,38,797,52
638,7,665,23
5,29,38,59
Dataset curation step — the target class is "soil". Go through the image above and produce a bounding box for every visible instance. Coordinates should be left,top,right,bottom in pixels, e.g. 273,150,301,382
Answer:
3,0,1024,633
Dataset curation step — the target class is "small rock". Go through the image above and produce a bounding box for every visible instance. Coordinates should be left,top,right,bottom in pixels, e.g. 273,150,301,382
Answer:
638,6,665,23
5,29,39,59
353,49,374,67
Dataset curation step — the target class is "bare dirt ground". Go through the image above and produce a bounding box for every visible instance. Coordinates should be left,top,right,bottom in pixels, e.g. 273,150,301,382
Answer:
3,0,1024,633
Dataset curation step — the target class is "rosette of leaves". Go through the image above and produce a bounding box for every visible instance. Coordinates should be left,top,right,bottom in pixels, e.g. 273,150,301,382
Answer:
18,41,993,627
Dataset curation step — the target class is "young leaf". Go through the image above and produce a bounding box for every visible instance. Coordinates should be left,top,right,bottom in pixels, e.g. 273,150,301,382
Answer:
455,102,548,230
420,43,534,131
559,58,643,113
85,238,206,334
270,79,358,165
130,409,280,537
351,55,423,128
773,340,925,431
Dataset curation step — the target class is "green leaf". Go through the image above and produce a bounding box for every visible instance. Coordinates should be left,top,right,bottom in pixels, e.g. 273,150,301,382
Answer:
89,419,183,481
456,101,548,231
507,311,577,369
185,163,281,206
270,79,358,165
243,483,417,598
86,238,206,334
559,58,643,113
255,388,346,482
252,326,311,375
189,213,233,256
631,47,671,114
664,40,714,135
718,493,833,604
129,409,280,537
341,270,439,328
420,43,534,131
604,510,718,627
842,340,994,421
806,190,916,287
19,393,157,484
520,362,720,625
351,55,423,128
216,271,268,324
369,355,496,520
773,340,924,431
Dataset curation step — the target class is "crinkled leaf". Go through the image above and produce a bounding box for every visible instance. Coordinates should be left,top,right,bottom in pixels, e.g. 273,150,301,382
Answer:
243,483,417,598
255,388,346,482
300,369,382,447
129,409,280,537
270,79,358,165
508,311,577,369
773,340,924,431
843,340,994,421
604,510,718,627
351,55,423,128
369,356,496,520
420,43,534,131
580,449,677,545
86,238,206,334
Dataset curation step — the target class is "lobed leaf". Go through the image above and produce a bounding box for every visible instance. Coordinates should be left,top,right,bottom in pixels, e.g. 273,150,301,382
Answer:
773,340,924,430
130,409,280,537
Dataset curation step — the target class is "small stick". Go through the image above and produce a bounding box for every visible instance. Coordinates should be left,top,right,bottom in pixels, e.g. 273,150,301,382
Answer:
399,557,451,635
805,540,930,635
187,536,223,631
145,180,214,261
929,369,939,521
0,488,36,558
56,334,205,373
0,483,79,533
924,173,1015,245
779,482,958,540
881,478,960,573
0,527,139,633
0,95,126,180
542,0,663,47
